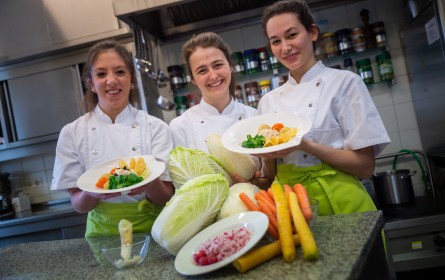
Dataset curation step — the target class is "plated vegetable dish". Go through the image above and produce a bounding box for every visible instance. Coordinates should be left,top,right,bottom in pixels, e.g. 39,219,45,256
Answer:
241,123,297,148
95,157,150,190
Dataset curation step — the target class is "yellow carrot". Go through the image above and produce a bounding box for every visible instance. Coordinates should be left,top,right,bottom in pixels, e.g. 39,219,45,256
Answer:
288,192,318,261
232,234,300,273
271,181,295,262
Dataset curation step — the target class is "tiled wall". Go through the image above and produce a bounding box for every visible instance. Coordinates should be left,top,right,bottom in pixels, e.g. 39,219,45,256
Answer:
0,0,430,203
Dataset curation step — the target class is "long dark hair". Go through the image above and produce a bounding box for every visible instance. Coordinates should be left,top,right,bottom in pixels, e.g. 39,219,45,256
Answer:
182,32,236,98
82,40,141,112
262,0,320,55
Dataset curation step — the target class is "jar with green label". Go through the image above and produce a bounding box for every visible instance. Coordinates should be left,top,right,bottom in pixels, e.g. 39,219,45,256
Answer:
230,52,246,77
356,58,374,84
376,52,394,81
243,49,260,74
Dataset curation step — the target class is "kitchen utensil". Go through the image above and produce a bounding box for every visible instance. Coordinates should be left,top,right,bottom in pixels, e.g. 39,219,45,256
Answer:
156,95,175,111
372,169,416,206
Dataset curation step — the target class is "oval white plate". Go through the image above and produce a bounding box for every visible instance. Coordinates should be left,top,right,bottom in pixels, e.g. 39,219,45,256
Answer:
174,211,268,276
221,112,312,154
76,155,165,194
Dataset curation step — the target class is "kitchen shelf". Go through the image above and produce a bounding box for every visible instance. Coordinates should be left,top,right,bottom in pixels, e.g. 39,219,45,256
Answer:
324,46,388,62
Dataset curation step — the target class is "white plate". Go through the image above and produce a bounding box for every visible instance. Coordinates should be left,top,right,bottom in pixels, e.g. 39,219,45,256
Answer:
221,112,312,154
174,211,268,276
76,155,165,194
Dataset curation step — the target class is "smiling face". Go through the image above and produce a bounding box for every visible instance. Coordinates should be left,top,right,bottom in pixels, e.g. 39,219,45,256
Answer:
189,47,233,110
88,49,132,119
266,13,318,83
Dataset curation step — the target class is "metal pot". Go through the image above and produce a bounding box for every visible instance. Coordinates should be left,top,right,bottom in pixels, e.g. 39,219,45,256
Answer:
371,169,416,206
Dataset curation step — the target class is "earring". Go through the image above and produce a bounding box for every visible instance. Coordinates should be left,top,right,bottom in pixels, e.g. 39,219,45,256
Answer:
131,84,134,89
91,88,96,93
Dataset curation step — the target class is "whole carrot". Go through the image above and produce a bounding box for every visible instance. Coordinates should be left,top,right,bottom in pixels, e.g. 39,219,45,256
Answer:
267,187,275,201
283,184,293,201
255,192,277,215
257,200,279,230
239,193,260,212
293,183,313,221
259,190,275,205
271,181,295,263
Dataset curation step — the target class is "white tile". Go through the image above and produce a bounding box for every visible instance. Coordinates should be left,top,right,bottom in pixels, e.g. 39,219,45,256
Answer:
373,0,407,22
399,129,424,150
385,19,405,49
378,105,398,133
381,131,402,154
346,0,376,28
394,101,419,130
391,74,412,104
240,24,267,50
318,5,350,33
389,47,408,76
21,155,45,173
369,83,393,107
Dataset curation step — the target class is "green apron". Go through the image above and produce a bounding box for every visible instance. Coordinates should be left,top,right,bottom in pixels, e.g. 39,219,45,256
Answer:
85,200,163,238
276,162,376,216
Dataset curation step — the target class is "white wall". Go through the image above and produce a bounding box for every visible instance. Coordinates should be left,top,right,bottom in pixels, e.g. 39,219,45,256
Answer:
0,0,430,203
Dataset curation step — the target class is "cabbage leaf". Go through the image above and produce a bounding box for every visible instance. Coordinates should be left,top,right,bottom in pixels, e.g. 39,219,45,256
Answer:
169,146,232,189
206,134,258,181
217,182,260,220
151,174,229,255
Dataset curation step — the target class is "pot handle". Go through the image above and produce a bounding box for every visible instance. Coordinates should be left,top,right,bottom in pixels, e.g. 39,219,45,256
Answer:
401,170,416,179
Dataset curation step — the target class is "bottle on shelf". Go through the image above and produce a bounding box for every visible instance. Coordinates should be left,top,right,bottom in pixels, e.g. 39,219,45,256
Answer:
167,65,185,90
322,32,339,58
376,52,394,81
335,28,354,55
244,82,260,108
344,58,355,73
230,52,246,77
351,26,366,52
243,49,261,75
234,85,244,104
371,21,387,48
356,58,374,84
259,80,271,97
174,96,187,116
360,9,377,50
257,47,271,72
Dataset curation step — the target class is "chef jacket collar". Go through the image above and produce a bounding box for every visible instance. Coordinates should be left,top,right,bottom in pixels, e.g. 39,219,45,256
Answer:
94,104,132,124
287,60,323,85
200,98,236,115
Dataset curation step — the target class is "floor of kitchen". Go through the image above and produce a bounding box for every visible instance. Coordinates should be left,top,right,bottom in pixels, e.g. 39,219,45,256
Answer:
396,266,445,279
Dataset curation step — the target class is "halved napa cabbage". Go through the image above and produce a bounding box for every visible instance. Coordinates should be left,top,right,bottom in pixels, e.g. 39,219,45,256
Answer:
169,146,232,189
151,173,229,255
206,134,259,181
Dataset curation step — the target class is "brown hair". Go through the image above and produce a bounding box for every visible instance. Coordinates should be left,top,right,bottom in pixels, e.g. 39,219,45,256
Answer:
82,40,141,113
261,0,320,55
182,32,236,98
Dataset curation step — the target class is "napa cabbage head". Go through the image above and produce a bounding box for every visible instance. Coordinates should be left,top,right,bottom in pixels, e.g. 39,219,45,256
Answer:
169,146,232,189
217,182,260,221
206,134,259,181
151,173,229,256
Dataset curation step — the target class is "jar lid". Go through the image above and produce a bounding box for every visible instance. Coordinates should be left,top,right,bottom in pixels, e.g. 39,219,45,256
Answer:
322,32,335,37
231,52,243,58
243,49,258,55
167,65,183,73
356,58,371,67
376,52,391,61
259,80,270,86
257,47,267,52
351,26,363,32
244,81,258,88
371,21,385,28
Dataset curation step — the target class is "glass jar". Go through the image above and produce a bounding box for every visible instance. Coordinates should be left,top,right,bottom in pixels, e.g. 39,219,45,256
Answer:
181,64,191,88
243,49,260,74
322,32,338,57
174,96,187,116
257,47,271,72
186,93,199,108
344,58,354,72
335,29,354,55
234,85,244,103
351,27,366,52
167,65,185,90
259,80,271,97
230,52,246,76
356,58,374,84
244,82,260,108
376,52,394,81
269,55,282,69
371,21,387,47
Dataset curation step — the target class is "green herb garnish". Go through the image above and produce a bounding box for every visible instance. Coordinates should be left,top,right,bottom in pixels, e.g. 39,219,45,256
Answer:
108,173,143,190
241,134,266,148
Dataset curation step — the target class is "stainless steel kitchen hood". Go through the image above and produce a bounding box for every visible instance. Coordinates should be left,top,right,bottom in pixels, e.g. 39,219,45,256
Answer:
113,0,356,42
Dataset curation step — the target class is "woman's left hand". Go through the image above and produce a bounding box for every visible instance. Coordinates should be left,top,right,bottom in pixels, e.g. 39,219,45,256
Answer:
252,145,299,159
232,171,272,189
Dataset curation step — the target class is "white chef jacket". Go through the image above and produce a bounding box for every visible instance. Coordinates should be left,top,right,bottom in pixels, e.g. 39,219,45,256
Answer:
258,61,390,167
169,99,258,153
51,104,173,203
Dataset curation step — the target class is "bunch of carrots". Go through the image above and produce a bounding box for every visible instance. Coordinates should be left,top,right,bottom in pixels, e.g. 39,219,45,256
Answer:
234,182,318,273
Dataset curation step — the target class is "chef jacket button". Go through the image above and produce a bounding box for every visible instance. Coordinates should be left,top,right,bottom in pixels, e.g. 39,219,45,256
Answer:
132,147,136,151
200,121,204,123
132,124,136,128
309,103,313,107
92,127,96,131
92,150,97,155
303,154,308,159
316,81,321,87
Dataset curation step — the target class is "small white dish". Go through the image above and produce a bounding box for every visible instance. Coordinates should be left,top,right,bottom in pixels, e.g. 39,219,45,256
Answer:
221,112,312,154
77,155,165,194
174,211,268,276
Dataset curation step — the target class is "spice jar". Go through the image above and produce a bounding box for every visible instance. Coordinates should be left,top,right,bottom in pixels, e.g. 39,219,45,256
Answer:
230,52,246,76
257,47,271,72
167,65,185,90
259,80,271,97
376,52,394,81
243,49,260,74
244,82,260,108
344,58,354,72
322,32,338,57
174,96,187,116
181,64,191,88
186,93,199,108
335,29,354,55
351,27,366,52
356,58,374,84
235,85,244,104
269,55,282,69
371,22,387,47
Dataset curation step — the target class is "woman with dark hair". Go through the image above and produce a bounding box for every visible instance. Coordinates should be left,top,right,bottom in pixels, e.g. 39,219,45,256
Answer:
258,0,390,215
51,40,174,237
